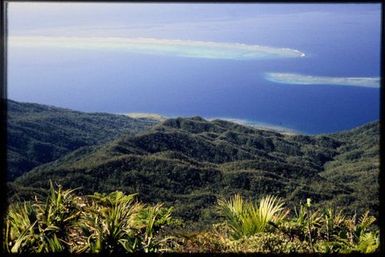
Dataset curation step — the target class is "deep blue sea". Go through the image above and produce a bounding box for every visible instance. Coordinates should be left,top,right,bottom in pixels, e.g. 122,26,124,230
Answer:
8,4,381,134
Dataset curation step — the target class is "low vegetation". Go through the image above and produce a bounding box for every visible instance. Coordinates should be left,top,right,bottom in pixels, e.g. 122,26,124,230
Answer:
4,183,379,253
4,182,174,253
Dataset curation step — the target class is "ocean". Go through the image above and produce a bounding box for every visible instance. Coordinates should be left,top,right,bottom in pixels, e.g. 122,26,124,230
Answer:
7,4,381,134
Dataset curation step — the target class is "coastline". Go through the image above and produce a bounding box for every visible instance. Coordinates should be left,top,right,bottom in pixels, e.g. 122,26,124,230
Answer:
121,112,300,135
207,117,300,135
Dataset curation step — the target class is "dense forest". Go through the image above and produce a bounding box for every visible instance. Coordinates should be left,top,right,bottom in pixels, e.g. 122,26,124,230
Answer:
5,100,380,253
7,100,157,180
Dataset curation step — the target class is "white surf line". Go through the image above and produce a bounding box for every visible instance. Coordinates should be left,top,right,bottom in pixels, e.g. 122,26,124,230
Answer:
9,36,306,60
265,72,380,88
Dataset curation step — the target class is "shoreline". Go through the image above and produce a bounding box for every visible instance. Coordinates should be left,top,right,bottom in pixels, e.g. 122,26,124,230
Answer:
207,117,300,135
122,112,300,135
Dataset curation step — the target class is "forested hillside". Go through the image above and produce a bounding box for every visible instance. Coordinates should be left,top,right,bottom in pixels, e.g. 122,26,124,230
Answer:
7,100,158,180
8,106,379,227
321,122,379,215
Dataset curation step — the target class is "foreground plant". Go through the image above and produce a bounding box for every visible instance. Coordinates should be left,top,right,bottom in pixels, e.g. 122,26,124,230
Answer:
76,191,142,253
4,184,174,253
135,203,174,252
4,188,379,254
217,194,288,240
342,210,379,253
213,194,379,253
75,191,174,253
4,182,81,253
280,203,379,253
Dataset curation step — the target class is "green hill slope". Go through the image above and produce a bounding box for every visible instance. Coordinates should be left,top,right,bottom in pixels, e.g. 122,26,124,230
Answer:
11,115,379,226
7,100,158,180
320,121,379,214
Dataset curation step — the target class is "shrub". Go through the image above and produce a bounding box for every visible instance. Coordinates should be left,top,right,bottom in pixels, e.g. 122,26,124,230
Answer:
217,194,288,239
4,181,81,253
4,184,175,253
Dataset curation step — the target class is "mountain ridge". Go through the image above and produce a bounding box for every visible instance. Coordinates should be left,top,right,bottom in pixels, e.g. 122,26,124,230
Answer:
7,99,159,180
7,102,379,226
